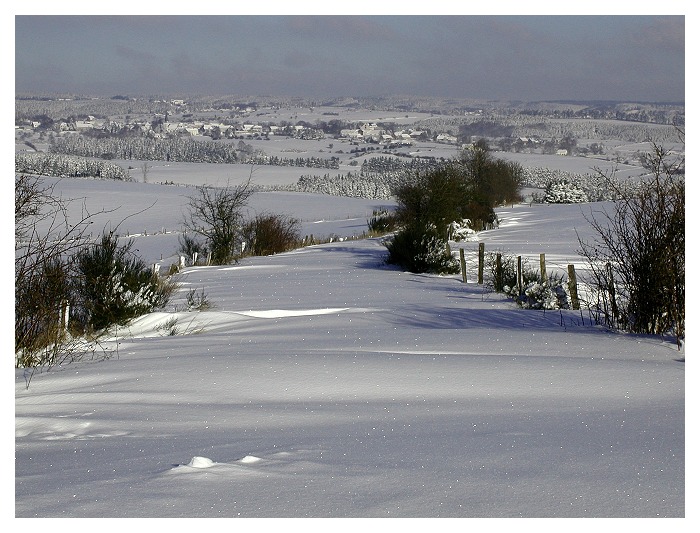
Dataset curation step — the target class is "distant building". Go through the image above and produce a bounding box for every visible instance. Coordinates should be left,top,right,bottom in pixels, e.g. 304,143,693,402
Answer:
436,133,458,144
340,128,364,140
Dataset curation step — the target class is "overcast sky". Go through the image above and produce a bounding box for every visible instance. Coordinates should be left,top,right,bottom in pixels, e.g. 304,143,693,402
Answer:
15,13,685,102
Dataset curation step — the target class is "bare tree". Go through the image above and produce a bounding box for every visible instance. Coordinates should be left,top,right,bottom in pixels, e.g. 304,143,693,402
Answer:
15,174,64,243
578,136,684,347
182,175,255,264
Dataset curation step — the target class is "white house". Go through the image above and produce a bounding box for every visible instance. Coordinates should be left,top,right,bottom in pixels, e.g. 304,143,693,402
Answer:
340,128,364,140
436,133,458,144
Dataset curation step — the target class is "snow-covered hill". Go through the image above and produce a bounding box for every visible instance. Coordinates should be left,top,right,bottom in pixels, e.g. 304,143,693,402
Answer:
14,179,684,518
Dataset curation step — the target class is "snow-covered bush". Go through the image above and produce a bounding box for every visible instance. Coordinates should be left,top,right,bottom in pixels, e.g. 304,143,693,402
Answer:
15,257,73,369
185,288,211,311
543,180,589,203
448,219,477,241
505,274,570,310
73,232,175,332
525,167,642,204
485,251,569,309
484,251,524,293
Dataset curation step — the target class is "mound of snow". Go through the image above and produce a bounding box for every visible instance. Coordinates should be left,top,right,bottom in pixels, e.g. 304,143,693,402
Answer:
186,456,216,469
238,455,263,464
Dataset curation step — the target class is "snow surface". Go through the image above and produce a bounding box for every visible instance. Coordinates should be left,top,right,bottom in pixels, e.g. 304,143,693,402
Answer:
14,173,686,521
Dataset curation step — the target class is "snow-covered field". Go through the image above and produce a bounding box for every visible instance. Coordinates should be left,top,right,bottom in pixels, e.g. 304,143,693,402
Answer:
14,170,685,520
29,175,396,268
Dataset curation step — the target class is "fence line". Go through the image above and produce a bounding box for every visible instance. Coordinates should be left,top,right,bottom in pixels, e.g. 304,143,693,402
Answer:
455,243,581,307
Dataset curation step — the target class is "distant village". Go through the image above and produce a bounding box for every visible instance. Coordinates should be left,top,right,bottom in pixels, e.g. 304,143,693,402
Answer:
17,117,461,148
15,98,462,148
17,95,682,162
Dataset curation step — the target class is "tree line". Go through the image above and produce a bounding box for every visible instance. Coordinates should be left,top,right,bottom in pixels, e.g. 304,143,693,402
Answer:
47,134,340,169
15,152,132,181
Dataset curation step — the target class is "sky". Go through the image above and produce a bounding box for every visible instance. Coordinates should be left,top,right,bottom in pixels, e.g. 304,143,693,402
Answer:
13,7,687,103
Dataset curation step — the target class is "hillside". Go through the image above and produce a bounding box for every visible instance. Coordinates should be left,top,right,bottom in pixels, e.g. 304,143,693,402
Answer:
15,192,684,518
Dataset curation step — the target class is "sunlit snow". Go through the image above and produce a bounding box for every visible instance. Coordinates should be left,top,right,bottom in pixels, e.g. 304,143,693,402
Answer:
15,171,684,519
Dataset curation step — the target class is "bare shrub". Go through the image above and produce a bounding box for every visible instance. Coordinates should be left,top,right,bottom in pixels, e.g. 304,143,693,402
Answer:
242,212,300,256
185,288,211,311
15,257,72,368
578,139,684,345
178,233,207,258
157,317,181,336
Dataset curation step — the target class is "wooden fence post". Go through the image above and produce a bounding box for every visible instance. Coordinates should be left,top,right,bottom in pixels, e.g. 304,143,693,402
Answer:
459,248,467,283
478,242,485,284
540,253,546,282
568,264,580,310
517,255,523,296
495,253,503,292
